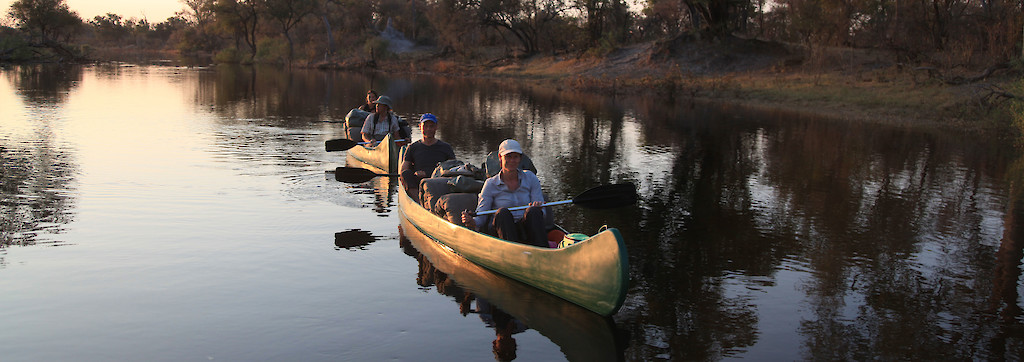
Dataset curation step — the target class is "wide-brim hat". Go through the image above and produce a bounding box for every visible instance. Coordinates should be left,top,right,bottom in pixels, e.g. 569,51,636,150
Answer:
373,95,394,109
498,139,523,156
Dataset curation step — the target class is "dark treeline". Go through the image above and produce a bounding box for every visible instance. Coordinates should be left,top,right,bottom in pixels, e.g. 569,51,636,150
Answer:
1,0,1022,68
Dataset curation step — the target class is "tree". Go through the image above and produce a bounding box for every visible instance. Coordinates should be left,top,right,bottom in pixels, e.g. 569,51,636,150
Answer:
7,0,82,44
181,0,216,27
478,0,569,55
424,0,479,56
573,0,630,48
263,0,318,59
215,0,262,58
90,13,130,44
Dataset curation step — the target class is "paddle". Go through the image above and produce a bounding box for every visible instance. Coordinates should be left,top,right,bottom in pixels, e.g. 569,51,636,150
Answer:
333,166,399,183
475,182,638,216
325,138,406,152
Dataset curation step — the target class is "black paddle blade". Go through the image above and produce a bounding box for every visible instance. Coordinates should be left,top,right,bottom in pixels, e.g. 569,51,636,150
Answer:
572,183,638,209
334,167,380,183
325,138,357,152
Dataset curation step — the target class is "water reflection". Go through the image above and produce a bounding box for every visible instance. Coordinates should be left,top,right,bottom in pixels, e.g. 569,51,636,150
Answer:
342,156,397,215
6,64,82,104
2,63,1022,359
398,218,623,361
613,103,1023,359
333,229,377,250
189,65,1024,359
1,64,80,249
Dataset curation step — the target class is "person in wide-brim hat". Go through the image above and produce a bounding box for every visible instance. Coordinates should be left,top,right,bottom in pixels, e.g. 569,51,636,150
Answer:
361,95,402,143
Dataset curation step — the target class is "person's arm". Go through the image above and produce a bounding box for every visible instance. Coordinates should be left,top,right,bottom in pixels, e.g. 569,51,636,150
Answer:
463,179,494,230
526,171,546,216
360,115,375,143
390,113,403,139
399,142,414,174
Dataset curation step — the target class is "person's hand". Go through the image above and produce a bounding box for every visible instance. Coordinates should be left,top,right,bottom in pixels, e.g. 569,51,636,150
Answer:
415,170,426,177
529,201,543,207
461,211,476,230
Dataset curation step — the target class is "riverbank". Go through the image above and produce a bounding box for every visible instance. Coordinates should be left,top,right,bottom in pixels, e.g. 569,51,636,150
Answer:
359,37,1021,137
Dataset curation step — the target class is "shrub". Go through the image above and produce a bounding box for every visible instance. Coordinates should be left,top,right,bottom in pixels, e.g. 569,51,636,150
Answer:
0,30,35,62
214,47,242,63
363,37,391,60
255,38,288,64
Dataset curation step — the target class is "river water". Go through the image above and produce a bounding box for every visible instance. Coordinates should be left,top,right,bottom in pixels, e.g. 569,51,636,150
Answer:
1,63,1022,361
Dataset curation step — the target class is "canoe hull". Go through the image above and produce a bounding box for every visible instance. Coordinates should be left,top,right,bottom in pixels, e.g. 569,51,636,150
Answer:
348,133,398,173
398,217,621,360
397,186,629,316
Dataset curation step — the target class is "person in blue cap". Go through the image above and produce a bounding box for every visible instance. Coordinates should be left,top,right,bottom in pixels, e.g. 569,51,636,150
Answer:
400,113,456,201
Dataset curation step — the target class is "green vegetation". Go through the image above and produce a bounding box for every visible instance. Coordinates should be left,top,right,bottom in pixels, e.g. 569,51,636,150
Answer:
1,0,1019,67
1,0,1021,133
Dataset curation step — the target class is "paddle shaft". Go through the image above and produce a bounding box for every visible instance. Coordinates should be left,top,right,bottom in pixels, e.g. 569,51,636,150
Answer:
475,200,570,216
473,183,637,215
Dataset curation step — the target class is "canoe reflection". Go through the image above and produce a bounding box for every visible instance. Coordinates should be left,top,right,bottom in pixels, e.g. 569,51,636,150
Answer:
343,156,396,215
333,229,377,250
398,218,623,361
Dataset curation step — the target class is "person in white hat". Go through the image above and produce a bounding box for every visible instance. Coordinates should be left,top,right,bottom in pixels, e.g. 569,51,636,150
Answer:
399,113,456,201
462,139,547,247
360,95,402,143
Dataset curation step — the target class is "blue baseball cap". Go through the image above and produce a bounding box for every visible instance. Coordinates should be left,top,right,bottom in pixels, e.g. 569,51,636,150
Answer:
420,113,438,123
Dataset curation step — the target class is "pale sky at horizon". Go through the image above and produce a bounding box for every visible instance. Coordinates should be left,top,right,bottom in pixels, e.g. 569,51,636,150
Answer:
2,0,184,23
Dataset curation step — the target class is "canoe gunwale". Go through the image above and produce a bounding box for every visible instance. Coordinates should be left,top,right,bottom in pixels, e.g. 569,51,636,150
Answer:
348,133,398,173
396,182,628,316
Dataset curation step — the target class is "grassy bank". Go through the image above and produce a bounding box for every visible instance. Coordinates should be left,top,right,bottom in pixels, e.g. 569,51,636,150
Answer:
369,42,1022,138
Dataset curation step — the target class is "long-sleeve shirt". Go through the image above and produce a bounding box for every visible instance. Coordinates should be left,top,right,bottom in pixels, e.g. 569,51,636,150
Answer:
473,169,545,227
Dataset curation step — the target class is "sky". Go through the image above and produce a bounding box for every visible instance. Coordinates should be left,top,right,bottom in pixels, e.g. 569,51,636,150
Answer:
2,0,184,22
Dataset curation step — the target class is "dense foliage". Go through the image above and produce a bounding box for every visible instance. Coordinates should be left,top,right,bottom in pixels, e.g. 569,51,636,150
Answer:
1,0,1022,67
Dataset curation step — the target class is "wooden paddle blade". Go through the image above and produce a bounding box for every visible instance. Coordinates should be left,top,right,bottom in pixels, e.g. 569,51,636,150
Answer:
325,138,357,152
572,183,638,209
334,167,380,183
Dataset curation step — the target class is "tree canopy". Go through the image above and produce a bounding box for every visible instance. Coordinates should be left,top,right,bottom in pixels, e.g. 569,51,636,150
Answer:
7,0,82,43
1,0,1021,67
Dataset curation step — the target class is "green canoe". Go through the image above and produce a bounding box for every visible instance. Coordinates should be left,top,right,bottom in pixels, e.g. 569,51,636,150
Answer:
396,185,629,316
348,133,400,173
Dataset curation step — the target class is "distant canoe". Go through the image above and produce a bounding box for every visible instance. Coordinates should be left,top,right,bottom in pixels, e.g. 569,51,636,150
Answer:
349,133,399,173
396,184,629,316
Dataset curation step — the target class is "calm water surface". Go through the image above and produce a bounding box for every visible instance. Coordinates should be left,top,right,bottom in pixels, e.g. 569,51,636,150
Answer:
1,63,1022,361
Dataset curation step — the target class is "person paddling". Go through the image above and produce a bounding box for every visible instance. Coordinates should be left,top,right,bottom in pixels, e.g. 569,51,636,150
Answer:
360,95,402,144
399,113,456,202
462,139,547,247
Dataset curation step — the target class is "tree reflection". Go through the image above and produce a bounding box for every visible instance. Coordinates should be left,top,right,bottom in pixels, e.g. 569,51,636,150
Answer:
179,66,1023,358
614,98,1023,359
1,65,80,249
6,64,82,104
